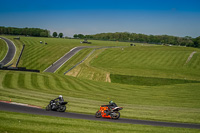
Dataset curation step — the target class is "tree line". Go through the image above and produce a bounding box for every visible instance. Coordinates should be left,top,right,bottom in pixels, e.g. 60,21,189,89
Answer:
74,32,200,48
0,26,50,37
0,26,64,38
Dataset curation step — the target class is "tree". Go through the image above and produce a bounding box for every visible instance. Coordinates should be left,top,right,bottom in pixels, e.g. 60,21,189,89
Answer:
53,32,57,37
58,33,63,38
194,36,200,47
40,32,48,37
77,34,85,39
73,34,78,38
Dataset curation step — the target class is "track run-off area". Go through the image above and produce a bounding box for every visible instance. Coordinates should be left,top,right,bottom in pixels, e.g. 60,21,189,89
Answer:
0,102,200,129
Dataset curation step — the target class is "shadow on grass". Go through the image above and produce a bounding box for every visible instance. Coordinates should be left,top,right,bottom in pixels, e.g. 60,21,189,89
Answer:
110,74,200,86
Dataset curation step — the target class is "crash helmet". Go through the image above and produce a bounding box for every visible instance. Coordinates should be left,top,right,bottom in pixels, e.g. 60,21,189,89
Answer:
59,95,63,98
109,100,114,104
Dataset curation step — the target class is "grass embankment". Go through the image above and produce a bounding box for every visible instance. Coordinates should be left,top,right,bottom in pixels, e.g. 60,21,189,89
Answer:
90,46,200,81
65,48,111,82
60,48,111,82
3,36,130,71
56,48,94,74
0,36,200,127
6,36,81,71
0,38,8,61
66,46,200,83
0,70,200,124
0,111,199,133
1,36,23,67
110,74,200,86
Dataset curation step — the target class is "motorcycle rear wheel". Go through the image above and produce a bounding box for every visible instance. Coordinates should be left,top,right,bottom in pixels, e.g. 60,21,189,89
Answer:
46,104,51,111
95,111,102,118
57,105,66,112
111,112,120,119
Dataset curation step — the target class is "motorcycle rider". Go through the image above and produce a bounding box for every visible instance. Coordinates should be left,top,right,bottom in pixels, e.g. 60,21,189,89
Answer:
54,95,64,103
52,95,64,109
106,100,118,115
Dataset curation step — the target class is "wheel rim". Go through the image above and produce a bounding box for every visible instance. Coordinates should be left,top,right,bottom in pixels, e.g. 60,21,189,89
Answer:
95,111,101,117
112,112,120,119
46,105,51,111
59,106,66,112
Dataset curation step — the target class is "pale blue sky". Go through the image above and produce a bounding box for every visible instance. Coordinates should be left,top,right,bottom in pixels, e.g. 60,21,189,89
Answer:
0,0,200,37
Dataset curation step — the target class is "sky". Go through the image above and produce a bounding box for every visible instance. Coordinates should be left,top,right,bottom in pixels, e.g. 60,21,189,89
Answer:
0,0,200,37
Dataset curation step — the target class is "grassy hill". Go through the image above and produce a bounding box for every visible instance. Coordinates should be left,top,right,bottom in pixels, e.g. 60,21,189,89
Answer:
0,38,8,61
0,70,200,124
65,46,200,84
90,46,200,79
0,35,200,131
3,36,131,71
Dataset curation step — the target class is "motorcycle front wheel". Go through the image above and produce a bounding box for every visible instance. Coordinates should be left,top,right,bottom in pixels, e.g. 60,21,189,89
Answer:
111,112,120,119
46,104,51,111
95,111,102,118
57,105,66,112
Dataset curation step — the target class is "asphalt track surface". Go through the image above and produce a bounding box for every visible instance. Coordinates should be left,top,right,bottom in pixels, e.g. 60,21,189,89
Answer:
0,37,16,65
0,102,200,129
44,46,90,73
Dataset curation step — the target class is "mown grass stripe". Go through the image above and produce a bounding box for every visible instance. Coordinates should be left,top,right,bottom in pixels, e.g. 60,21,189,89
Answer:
78,79,108,92
52,75,67,90
17,73,26,89
54,75,74,91
43,75,52,90
0,89,47,104
61,76,83,91
30,73,41,89
187,53,200,69
2,72,14,89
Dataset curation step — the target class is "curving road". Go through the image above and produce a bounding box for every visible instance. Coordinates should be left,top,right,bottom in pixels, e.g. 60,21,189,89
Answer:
0,102,200,129
0,37,16,66
44,46,89,73
44,46,125,73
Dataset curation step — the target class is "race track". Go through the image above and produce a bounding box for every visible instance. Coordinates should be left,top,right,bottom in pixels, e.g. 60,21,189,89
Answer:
0,102,200,129
0,37,16,65
44,46,89,73
44,46,125,73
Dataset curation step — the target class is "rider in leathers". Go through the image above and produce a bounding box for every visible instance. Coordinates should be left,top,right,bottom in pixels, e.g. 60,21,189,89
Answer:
52,95,64,109
54,95,64,102
106,100,118,115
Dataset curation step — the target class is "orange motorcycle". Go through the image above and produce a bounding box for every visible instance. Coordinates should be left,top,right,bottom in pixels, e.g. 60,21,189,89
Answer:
95,105,123,119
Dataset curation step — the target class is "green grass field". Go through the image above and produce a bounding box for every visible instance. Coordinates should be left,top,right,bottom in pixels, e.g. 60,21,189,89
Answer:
0,38,8,62
0,36,200,132
56,48,94,74
90,46,200,80
1,36,24,67
110,74,200,86
3,36,131,71
1,111,198,133
0,70,200,124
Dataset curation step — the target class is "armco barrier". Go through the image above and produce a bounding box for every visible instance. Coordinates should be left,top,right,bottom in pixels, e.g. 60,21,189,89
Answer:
0,67,40,73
